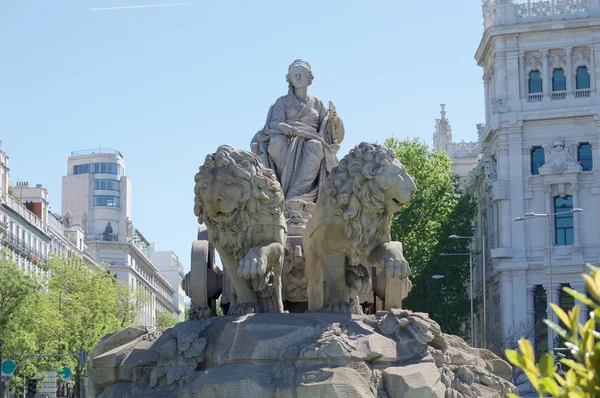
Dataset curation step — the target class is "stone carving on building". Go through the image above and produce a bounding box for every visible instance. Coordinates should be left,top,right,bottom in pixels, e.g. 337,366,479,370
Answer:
81,212,87,233
491,98,509,114
126,217,133,242
193,145,286,315
572,48,591,68
542,137,580,173
516,0,589,20
303,143,417,314
251,59,345,204
481,152,497,180
549,51,566,69
525,53,542,73
102,222,116,241
62,212,73,228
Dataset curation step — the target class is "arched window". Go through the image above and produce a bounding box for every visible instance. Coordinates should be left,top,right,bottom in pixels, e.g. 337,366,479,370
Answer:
576,66,590,90
529,70,543,93
578,142,593,171
531,146,545,175
554,195,574,246
552,69,566,91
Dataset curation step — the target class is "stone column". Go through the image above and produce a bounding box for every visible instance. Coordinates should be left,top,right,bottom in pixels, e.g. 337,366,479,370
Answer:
496,51,508,102
507,51,520,103
526,285,536,345
544,283,559,350
501,273,514,338
566,47,573,96
512,270,527,328
520,52,527,98
484,75,490,120
509,132,525,249
542,50,550,100
591,45,597,92
545,186,553,248
572,182,580,246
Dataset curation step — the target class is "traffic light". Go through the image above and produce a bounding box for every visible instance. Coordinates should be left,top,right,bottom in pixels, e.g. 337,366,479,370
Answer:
26,378,37,397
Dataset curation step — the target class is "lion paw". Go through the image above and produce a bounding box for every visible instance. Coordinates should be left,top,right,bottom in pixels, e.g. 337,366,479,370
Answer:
188,305,214,321
227,302,258,316
323,300,363,315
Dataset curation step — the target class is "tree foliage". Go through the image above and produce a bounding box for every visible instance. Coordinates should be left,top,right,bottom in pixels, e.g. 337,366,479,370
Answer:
156,312,179,329
385,138,476,336
506,265,600,398
0,251,40,333
0,254,147,393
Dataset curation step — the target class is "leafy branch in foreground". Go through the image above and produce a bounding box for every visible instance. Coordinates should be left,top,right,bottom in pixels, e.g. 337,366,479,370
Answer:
505,264,600,398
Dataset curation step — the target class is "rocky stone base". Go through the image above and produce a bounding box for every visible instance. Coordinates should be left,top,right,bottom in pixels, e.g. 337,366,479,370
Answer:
89,310,517,397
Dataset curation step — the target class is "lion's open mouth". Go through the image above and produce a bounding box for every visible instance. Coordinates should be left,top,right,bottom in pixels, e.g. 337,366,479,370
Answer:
214,208,238,218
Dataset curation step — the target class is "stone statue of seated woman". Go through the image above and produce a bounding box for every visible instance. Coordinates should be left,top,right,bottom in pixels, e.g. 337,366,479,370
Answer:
251,59,345,204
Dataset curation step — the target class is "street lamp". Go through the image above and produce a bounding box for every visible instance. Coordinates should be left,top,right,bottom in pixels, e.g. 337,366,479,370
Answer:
449,234,487,348
440,252,474,346
431,274,448,332
514,207,583,353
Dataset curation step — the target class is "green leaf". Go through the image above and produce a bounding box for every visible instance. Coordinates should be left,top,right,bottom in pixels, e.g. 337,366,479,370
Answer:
506,349,526,368
518,338,536,362
551,303,572,329
539,377,561,397
539,353,555,377
560,359,587,374
545,320,568,339
564,287,596,307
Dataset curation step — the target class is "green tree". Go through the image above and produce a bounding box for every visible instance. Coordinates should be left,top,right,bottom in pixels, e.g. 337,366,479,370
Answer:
0,250,40,334
155,312,179,329
385,138,476,336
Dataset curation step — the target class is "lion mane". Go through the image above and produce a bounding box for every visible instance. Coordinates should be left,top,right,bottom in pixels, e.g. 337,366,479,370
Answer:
193,145,285,261
323,142,397,265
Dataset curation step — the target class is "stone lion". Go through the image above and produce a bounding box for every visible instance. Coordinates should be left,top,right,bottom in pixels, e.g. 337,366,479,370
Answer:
304,142,417,314
194,145,286,315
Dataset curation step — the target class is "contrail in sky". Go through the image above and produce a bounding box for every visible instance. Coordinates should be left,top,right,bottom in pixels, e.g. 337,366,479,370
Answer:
90,2,201,11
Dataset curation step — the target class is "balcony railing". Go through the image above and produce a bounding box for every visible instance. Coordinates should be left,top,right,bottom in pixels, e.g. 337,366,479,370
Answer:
70,148,123,158
527,93,543,102
551,91,567,100
484,0,594,28
2,232,48,263
4,195,44,231
575,88,591,98
85,233,120,242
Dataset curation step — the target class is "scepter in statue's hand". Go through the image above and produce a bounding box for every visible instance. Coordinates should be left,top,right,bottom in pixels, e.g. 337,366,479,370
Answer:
327,101,344,153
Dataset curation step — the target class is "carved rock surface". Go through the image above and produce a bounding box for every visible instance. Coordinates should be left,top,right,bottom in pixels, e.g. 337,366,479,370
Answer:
383,362,446,398
90,312,517,398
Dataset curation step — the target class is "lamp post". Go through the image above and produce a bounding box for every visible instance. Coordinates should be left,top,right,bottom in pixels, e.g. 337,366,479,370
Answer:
514,207,583,353
431,275,448,332
449,234,487,348
440,252,474,346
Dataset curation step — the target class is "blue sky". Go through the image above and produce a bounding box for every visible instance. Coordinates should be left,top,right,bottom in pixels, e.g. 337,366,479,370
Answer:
0,0,485,273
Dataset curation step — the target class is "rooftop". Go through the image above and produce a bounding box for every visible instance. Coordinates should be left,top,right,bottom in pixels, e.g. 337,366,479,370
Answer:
483,0,599,29
70,148,123,158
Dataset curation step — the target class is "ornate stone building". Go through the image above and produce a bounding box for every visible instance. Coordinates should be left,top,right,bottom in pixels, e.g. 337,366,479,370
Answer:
433,104,479,185
470,0,600,354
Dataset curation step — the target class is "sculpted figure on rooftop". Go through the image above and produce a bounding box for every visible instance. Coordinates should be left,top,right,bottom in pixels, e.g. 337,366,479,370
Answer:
251,59,345,203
